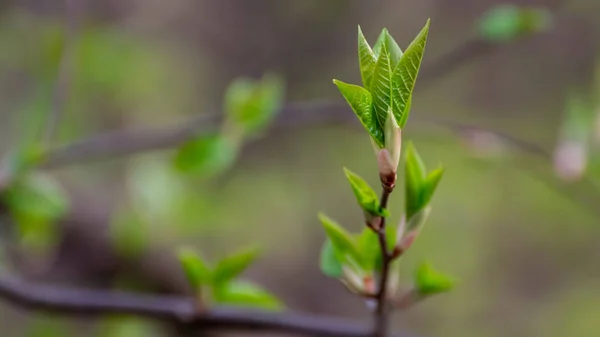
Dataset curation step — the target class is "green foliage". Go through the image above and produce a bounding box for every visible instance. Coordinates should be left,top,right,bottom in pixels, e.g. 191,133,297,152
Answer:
333,20,430,148
213,246,261,285
318,213,363,266
173,133,238,176
391,21,430,128
319,239,344,277
176,246,282,310
478,4,552,42
212,280,283,311
414,262,455,296
404,142,443,221
0,172,69,251
98,317,161,337
343,167,389,217
224,73,285,137
178,247,212,290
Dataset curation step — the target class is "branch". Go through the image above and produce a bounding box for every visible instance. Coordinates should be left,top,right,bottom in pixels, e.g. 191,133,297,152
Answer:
37,32,512,169
0,274,415,337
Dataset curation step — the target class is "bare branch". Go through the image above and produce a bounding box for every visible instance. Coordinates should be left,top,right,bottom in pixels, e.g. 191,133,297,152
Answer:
0,274,416,337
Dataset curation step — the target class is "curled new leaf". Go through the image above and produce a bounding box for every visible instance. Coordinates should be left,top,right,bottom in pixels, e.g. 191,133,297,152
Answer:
404,142,427,220
391,19,430,128
333,79,383,147
212,280,283,311
373,28,403,66
213,246,261,285
414,261,455,296
357,26,377,88
177,247,212,290
343,167,389,217
369,43,393,132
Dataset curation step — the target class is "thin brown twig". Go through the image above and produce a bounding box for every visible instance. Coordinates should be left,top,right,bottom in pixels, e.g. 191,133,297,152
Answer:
372,187,393,337
0,274,416,337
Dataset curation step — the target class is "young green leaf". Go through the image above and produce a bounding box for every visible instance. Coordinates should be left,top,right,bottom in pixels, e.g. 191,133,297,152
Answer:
369,43,393,132
177,247,212,290
212,280,283,311
372,28,403,66
213,246,260,285
343,167,389,217
356,228,380,270
422,167,444,206
318,213,362,264
173,133,238,176
332,79,383,147
1,172,70,223
224,74,285,136
357,26,377,88
320,239,344,277
391,19,430,128
414,261,455,296
404,142,427,220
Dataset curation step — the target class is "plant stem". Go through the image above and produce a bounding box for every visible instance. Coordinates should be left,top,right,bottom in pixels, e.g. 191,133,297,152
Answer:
373,187,393,337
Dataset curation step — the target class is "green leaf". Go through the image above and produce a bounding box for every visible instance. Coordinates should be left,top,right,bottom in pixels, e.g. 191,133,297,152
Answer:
372,28,403,67
391,19,430,128
356,228,380,270
343,167,389,217
224,74,285,136
213,246,260,285
422,167,444,206
177,247,212,290
414,261,455,296
478,5,552,43
173,133,238,176
405,205,432,234
1,172,70,226
332,79,383,147
212,280,283,311
357,26,377,88
320,239,343,277
318,213,362,264
404,142,427,220
369,43,393,132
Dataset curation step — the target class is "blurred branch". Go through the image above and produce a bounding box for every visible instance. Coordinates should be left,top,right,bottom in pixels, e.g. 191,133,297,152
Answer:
38,30,523,169
44,0,80,142
0,274,414,337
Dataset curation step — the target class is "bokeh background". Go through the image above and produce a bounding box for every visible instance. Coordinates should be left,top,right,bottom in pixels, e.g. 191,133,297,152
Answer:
1,0,600,336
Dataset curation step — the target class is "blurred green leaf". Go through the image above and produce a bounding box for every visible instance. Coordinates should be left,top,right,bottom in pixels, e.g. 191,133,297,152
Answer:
98,316,160,337
478,4,552,42
224,73,285,136
319,238,344,277
178,247,212,290
2,172,68,251
173,133,238,176
343,167,389,217
318,213,364,266
373,28,403,67
405,142,428,220
414,261,455,296
369,43,393,132
25,316,69,337
332,80,382,147
212,280,283,311
391,19,430,128
357,26,377,88
213,246,260,285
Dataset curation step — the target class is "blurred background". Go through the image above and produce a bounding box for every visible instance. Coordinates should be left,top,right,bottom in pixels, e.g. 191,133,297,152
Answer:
1,0,600,336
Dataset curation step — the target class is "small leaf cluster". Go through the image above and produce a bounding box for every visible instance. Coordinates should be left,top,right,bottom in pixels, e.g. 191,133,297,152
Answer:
174,74,285,176
333,20,430,149
178,246,283,311
477,4,552,43
321,22,454,305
